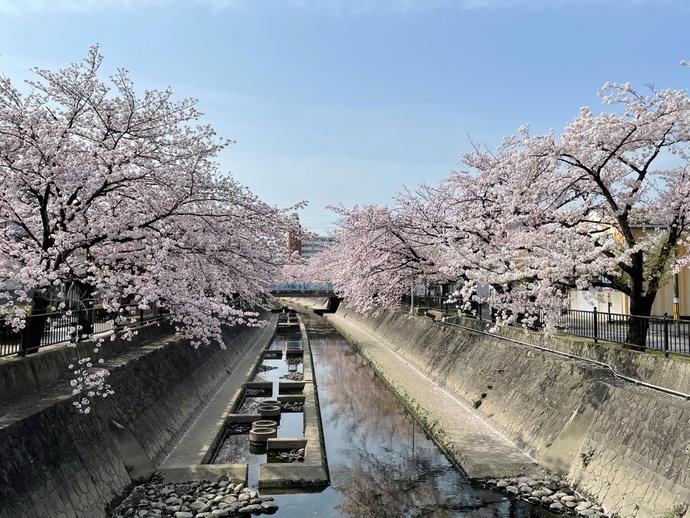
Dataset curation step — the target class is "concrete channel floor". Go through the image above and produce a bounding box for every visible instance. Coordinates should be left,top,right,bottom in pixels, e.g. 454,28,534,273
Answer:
158,314,278,482
323,311,543,480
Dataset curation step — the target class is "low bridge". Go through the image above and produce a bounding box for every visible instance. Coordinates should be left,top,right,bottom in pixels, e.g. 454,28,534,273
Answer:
268,283,336,298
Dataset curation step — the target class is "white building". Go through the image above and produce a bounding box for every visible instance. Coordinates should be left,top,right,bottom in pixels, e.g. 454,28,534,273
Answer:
300,236,334,259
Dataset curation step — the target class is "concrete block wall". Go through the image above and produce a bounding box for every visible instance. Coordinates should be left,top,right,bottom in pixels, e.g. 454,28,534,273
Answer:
570,385,690,517
0,398,131,518
0,322,173,407
459,317,690,396
0,316,273,518
100,323,265,465
335,305,690,517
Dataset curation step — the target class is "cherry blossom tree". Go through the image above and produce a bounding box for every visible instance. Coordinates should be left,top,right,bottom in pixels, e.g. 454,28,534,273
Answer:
438,83,690,346
0,46,300,383
318,82,690,349
314,194,450,314
432,139,616,327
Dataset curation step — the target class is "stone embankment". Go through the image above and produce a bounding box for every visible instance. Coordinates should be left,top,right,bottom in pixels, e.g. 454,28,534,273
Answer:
315,303,690,518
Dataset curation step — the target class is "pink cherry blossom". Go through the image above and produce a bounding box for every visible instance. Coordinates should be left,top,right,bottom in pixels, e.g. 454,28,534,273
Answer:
311,83,690,348
0,46,303,410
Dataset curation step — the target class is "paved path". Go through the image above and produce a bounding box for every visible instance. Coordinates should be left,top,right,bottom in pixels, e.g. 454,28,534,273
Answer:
324,312,542,480
159,315,277,480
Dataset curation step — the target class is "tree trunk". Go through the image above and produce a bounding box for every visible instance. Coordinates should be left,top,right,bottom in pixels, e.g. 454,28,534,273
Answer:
622,251,654,351
625,293,655,351
74,281,95,339
21,293,50,355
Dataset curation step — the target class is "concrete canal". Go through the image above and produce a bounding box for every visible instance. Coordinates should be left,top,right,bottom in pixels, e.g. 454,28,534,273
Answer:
214,310,560,517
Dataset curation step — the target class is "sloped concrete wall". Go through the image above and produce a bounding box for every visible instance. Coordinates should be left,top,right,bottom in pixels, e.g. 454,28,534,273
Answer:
458,317,690,397
0,316,274,518
333,305,690,518
0,394,131,518
568,384,690,517
0,322,174,408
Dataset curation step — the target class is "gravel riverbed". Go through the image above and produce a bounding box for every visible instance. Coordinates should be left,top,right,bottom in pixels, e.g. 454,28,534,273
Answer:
485,475,608,516
111,479,279,517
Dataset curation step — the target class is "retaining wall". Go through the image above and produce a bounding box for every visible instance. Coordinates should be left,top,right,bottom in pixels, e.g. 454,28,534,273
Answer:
333,305,690,518
0,316,274,518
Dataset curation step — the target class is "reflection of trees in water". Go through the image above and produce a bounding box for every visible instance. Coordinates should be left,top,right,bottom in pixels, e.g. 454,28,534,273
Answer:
237,396,263,414
213,433,250,464
313,336,409,441
332,440,513,518
333,440,551,518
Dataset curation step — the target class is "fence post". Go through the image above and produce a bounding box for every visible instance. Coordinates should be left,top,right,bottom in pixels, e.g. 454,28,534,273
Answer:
76,308,82,343
663,313,669,358
593,306,598,344
19,327,28,357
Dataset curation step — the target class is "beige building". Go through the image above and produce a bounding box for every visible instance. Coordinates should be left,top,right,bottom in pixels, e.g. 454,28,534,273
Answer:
569,234,689,318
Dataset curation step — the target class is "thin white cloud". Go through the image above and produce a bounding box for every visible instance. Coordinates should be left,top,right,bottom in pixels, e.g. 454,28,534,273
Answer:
202,0,567,15
0,0,683,15
0,0,169,15
204,0,685,14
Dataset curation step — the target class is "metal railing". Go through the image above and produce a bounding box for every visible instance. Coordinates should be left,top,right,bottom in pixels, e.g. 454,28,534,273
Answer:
268,283,336,299
0,305,166,358
402,295,690,357
556,308,690,356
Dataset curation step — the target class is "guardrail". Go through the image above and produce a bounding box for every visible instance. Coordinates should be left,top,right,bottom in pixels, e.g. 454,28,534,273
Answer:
556,308,690,356
0,305,166,358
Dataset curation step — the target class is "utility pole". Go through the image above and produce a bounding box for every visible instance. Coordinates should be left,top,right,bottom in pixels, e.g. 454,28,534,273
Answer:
409,283,415,316
673,272,680,321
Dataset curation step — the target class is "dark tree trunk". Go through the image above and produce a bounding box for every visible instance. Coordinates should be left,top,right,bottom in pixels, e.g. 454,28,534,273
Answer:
74,281,95,339
625,293,655,351
21,293,50,355
622,251,653,351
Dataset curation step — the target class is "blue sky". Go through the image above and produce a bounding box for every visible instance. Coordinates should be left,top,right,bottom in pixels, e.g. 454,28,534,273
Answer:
1,0,689,233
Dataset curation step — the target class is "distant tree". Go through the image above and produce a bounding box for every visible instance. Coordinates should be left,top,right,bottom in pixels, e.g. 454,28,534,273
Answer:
317,196,449,314
0,47,300,407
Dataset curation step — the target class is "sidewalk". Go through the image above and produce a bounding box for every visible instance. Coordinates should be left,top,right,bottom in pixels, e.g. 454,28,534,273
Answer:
158,315,278,481
324,312,541,480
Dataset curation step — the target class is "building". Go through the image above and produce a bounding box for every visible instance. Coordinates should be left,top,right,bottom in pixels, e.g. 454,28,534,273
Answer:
300,236,334,259
569,226,689,318
287,213,302,256
285,213,334,259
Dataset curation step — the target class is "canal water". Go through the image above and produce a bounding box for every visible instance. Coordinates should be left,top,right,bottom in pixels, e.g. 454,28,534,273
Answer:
216,311,559,517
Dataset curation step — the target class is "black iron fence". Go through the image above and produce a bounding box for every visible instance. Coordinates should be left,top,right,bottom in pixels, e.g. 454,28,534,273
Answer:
0,305,166,358
556,308,690,357
403,295,690,357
